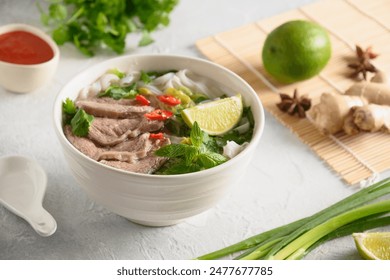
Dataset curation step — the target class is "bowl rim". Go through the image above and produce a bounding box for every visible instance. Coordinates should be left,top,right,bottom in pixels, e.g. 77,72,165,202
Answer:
0,23,60,68
54,53,265,179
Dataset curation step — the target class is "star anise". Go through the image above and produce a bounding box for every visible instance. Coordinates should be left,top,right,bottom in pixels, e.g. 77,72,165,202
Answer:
348,45,378,80
277,89,311,118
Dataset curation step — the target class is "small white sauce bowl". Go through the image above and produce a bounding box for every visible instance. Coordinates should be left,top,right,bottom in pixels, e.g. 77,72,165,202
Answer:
0,23,59,93
53,54,265,226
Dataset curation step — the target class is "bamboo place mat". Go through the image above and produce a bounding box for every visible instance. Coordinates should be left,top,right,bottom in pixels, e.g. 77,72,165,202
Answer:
196,0,390,186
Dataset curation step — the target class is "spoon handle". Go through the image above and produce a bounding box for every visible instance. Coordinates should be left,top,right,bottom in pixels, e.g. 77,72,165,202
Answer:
26,206,57,237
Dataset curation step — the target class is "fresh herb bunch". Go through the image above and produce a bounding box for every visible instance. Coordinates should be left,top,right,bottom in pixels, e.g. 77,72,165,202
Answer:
155,122,227,174
38,0,179,56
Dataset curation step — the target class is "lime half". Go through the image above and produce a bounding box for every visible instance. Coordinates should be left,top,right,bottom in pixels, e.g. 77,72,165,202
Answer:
181,94,243,135
353,232,390,260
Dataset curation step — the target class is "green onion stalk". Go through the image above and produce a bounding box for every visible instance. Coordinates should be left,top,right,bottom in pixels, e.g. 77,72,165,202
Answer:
271,200,390,260
236,214,390,260
196,177,390,260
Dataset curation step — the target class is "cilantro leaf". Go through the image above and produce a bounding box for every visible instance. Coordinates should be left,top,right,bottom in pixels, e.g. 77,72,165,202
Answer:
108,68,125,79
218,129,253,146
38,0,179,56
70,109,94,137
140,71,152,84
131,0,178,31
62,98,77,124
63,98,77,115
99,84,138,100
138,31,154,47
52,26,71,45
244,106,255,127
62,98,94,136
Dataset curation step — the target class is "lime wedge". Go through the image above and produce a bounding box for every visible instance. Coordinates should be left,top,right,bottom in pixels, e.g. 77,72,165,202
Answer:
353,232,390,260
181,94,243,135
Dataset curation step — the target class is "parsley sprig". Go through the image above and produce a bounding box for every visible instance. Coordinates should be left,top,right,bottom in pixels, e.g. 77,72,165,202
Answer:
155,122,227,174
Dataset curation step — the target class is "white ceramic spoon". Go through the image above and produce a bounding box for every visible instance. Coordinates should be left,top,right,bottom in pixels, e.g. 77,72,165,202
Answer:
0,155,57,237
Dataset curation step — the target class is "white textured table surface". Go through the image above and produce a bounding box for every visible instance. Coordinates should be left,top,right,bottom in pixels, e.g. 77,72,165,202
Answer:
1,0,387,260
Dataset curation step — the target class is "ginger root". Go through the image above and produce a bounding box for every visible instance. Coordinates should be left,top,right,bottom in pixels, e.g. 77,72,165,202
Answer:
343,108,360,135
310,72,390,135
345,81,390,106
371,71,389,84
352,104,390,133
308,92,366,134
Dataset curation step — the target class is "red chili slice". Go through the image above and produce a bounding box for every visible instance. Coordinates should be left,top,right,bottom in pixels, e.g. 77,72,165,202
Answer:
135,94,150,106
158,95,181,106
149,132,164,139
144,109,173,121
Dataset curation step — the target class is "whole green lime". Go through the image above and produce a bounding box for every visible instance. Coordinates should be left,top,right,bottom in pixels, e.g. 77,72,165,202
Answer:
262,20,331,84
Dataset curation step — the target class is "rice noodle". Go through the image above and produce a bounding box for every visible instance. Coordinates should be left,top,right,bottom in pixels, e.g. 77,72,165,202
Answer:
223,141,248,159
100,74,119,91
147,70,223,98
119,72,139,86
79,82,102,99
79,68,231,100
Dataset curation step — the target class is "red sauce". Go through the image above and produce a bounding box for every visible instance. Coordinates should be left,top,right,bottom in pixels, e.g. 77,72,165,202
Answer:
0,31,54,65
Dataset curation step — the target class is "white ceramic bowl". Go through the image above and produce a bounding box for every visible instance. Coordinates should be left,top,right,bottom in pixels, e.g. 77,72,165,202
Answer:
53,54,265,226
0,23,59,93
